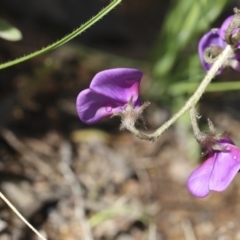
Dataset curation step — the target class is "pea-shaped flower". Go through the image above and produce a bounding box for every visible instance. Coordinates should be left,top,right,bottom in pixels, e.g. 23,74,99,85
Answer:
187,137,240,198
198,15,240,73
198,28,227,72
76,68,143,124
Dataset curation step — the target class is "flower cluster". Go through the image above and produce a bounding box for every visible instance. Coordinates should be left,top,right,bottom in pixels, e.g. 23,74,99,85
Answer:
199,15,240,73
76,68,143,124
187,137,240,198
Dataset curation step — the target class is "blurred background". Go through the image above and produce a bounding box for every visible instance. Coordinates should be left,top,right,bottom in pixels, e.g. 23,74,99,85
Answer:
0,0,239,239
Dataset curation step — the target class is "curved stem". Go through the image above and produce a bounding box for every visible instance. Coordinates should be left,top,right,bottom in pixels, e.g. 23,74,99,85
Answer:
150,45,232,140
189,106,201,139
125,45,233,141
0,0,122,70
126,125,154,141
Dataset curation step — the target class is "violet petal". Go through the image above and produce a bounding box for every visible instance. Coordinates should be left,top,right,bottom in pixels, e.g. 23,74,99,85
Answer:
187,155,215,198
209,144,240,192
219,137,235,145
90,68,142,107
219,15,240,49
198,29,226,72
227,59,240,72
76,89,124,124
219,15,234,40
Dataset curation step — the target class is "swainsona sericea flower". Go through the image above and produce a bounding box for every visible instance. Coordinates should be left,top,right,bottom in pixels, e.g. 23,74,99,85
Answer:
198,15,240,73
76,68,143,124
187,137,240,198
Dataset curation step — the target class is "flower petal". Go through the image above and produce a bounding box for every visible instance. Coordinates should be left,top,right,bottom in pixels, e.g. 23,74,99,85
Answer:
227,58,240,72
219,137,235,145
198,29,226,72
187,155,215,198
76,89,123,124
209,144,240,192
219,15,234,40
219,15,240,49
90,68,142,106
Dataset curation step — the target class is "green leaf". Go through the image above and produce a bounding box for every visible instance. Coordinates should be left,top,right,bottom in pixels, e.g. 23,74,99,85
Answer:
0,18,22,41
152,0,228,79
168,81,240,96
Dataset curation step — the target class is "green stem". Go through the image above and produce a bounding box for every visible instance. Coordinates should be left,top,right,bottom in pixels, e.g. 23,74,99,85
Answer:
0,0,122,70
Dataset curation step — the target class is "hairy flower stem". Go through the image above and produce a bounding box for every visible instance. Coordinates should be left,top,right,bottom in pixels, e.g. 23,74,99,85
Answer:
189,106,226,152
125,125,154,141
125,45,233,141
150,45,232,140
189,106,202,140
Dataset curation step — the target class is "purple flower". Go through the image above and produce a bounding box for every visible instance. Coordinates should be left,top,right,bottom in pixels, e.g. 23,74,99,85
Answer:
198,28,226,72
187,137,240,198
198,15,240,73
76,68,143,124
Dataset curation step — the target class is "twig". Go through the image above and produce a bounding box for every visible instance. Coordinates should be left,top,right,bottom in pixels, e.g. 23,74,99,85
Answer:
148,223,157,240
0,191,47,240
59,141,93,240
181,219,197,240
